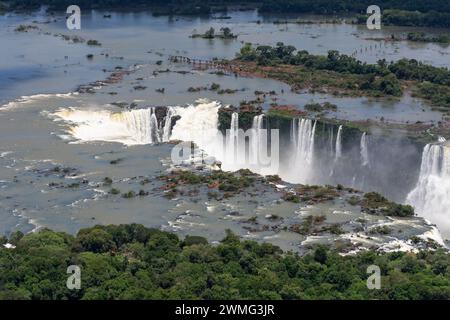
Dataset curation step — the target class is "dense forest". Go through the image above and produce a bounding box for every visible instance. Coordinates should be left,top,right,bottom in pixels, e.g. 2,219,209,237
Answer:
236,43,450,108
3,0,450,25
3,0,450,12
2,0,450,27
356,9,450,28
0,224,449,300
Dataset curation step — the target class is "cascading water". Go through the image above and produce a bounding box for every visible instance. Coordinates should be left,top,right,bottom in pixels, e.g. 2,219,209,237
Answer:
53,107,168,145
251,115,264,165
329,126,334,154
329,125,343,177
169,100,221,155
162,107,176,142
360,132,370,167
407,139,450,235
121,108,160,144
288,118,316,183
291,116,298,147
335,125,343,160
225,112,241,166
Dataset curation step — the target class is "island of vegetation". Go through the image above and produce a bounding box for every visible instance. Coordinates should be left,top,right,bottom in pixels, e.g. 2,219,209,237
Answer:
191,27,237,39
228,42,450,113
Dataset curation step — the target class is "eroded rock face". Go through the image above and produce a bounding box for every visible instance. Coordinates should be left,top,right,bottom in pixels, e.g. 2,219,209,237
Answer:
153,106,168,123
151,106,181,132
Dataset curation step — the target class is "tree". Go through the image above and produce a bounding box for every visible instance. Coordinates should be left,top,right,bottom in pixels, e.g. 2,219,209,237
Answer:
204,27,215,39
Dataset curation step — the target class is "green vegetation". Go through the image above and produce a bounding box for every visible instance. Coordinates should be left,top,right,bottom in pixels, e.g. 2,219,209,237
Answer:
191,27,237,39
413,82,450,111
388,59,450,86
236,43,450,108
109,158,123,165
283,193,300,203
218,103,262,132
368,225,393,235
266,105,307,120
14,24,38,32
0,2,7,14
86,39,101,46
295,185,341,204
362,192,415,217
259,0,450,16
406,32,449,44
159,169,255,198
304,102,337,113
110,188,120,195
5,0,450,27
357,9,450,28
237,43,403,97
2,225,449,299
122,191,136,199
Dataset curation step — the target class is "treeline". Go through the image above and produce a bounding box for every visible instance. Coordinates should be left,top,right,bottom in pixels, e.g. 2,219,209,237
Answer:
4,1,450,27
1,224,450,300
237,43,450,100
3,0,226,14
259,0,450,14
5,0,450,14
356,9,450,28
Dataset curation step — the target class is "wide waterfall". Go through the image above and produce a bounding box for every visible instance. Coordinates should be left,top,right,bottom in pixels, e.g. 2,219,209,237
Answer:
53,107,171,145
335,125,343,160
287,118,316,183
360,132,370,167
122,108,160,144
407,140,450,235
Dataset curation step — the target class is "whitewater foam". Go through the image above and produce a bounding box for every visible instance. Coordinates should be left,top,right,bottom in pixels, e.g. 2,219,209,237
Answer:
1,92,78,112
407,141,450,236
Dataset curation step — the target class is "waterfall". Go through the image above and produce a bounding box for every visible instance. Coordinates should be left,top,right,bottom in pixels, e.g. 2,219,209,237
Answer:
294,119,316,165
52,108,162,145
291,117,298,147
162,107,175,142
335,125,343,160
289,118,316,183
169,100,221,157
121,108,161,144
121,108,154,144
251,115,264,165
360,132,370,167
407,140,450,234
225,112,240,165
329,126,334,154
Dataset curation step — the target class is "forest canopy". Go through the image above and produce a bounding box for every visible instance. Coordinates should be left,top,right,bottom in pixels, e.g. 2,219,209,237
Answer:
4,0,450,14
1,224,450,300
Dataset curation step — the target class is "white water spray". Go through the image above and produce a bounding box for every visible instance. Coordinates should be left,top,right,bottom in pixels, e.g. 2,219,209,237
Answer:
289,118,316,183
335,125,343,160
407,139,450,235
360,132,370,167
251,114,264,165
